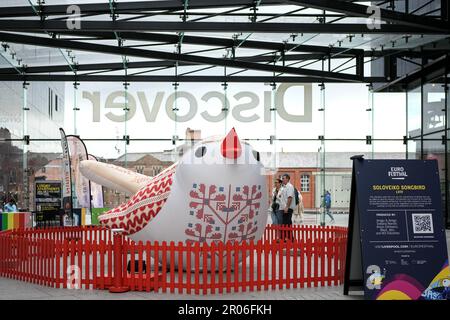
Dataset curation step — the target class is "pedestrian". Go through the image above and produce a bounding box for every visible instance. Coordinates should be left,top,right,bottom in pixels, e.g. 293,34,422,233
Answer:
293,190,304,225
4,198,17,212
278,174,296,240
324,190,335,224
270,178,282,225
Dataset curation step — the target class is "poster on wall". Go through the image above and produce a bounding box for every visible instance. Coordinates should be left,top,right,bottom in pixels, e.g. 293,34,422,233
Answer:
72,208,82,227
35,181,61,211
35,181,62,223
344,157,449,300
35,181,61,200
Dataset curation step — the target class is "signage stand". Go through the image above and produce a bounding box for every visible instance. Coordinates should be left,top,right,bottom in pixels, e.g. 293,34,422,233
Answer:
344,156,449,300
35,181,63,227
343,155,365,295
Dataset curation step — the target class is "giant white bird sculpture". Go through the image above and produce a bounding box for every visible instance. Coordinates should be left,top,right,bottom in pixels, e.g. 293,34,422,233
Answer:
80,128,268,246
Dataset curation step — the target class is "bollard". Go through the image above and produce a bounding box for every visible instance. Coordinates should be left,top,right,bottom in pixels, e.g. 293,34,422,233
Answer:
109,229,129,293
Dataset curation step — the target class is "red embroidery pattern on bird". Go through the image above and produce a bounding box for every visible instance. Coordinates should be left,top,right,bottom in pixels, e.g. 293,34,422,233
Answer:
99,164,177,235
186,184,262,243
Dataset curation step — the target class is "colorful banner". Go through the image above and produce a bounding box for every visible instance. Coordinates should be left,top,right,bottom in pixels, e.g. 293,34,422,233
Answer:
59,128,73,218
67,135,91,209
88,154,104,208
345,159,449,300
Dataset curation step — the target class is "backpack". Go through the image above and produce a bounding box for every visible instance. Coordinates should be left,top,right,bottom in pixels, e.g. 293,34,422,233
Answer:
294,187,300,206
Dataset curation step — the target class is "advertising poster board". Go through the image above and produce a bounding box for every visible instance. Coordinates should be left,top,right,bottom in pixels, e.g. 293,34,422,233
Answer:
72,208,82,227
35,181,62,223
35,181,62,211
344,157,449,300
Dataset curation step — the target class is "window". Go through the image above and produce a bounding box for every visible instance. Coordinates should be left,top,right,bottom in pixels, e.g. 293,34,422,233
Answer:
301,174,310,192
47,89,59,118
136,165,145,174
9,170,17,184
152,166,162,176
48,88,51,119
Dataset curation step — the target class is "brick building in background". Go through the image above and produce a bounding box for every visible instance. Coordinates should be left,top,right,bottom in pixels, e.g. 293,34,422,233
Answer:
99,127,406,212
102,128,200,208
263,152,405,211
102,153,174,208
28,127,406,213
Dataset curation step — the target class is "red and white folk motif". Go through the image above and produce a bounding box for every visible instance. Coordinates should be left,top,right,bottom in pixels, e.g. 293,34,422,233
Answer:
99,164,177,235
186,184,262,243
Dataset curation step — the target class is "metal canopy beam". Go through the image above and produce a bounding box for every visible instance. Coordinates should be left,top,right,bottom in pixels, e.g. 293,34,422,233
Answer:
0,20,443,34
49,30,360,55
0,0,285,18
0,54,326,74
0,74,384,83
0,32,360,81
286,0,450,32
0,0,380,18
38,31,448,59
3,48,439,76
374,55,450,92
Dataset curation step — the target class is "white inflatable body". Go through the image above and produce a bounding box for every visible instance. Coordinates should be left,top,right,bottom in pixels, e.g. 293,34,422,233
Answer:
80,129,268,267
80,161,153,195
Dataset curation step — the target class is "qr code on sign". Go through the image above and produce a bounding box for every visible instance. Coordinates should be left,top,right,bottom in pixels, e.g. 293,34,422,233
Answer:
412,213,434,234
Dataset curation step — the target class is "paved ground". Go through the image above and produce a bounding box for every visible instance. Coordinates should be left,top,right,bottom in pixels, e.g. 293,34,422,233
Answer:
0,277,361,300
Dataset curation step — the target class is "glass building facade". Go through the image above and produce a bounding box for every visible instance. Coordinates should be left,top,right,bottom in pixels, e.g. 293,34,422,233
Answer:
0,0,448,228
0,50,65,210
1,76,410,222
406,72,449,228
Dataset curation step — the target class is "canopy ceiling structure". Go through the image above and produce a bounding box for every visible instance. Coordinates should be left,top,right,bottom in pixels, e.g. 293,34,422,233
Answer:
0,0,449,91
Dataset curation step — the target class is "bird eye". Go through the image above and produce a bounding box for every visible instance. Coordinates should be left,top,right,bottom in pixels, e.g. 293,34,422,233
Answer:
252,150,260,161
195,146,207,158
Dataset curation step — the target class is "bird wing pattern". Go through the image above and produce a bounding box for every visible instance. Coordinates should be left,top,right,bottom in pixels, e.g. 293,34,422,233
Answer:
98,163,177,235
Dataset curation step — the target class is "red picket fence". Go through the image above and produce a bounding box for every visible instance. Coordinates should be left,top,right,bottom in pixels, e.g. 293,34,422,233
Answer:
0,224,348,294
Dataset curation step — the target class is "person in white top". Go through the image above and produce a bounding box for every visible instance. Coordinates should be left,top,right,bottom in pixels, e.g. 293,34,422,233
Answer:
279,174,295,221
